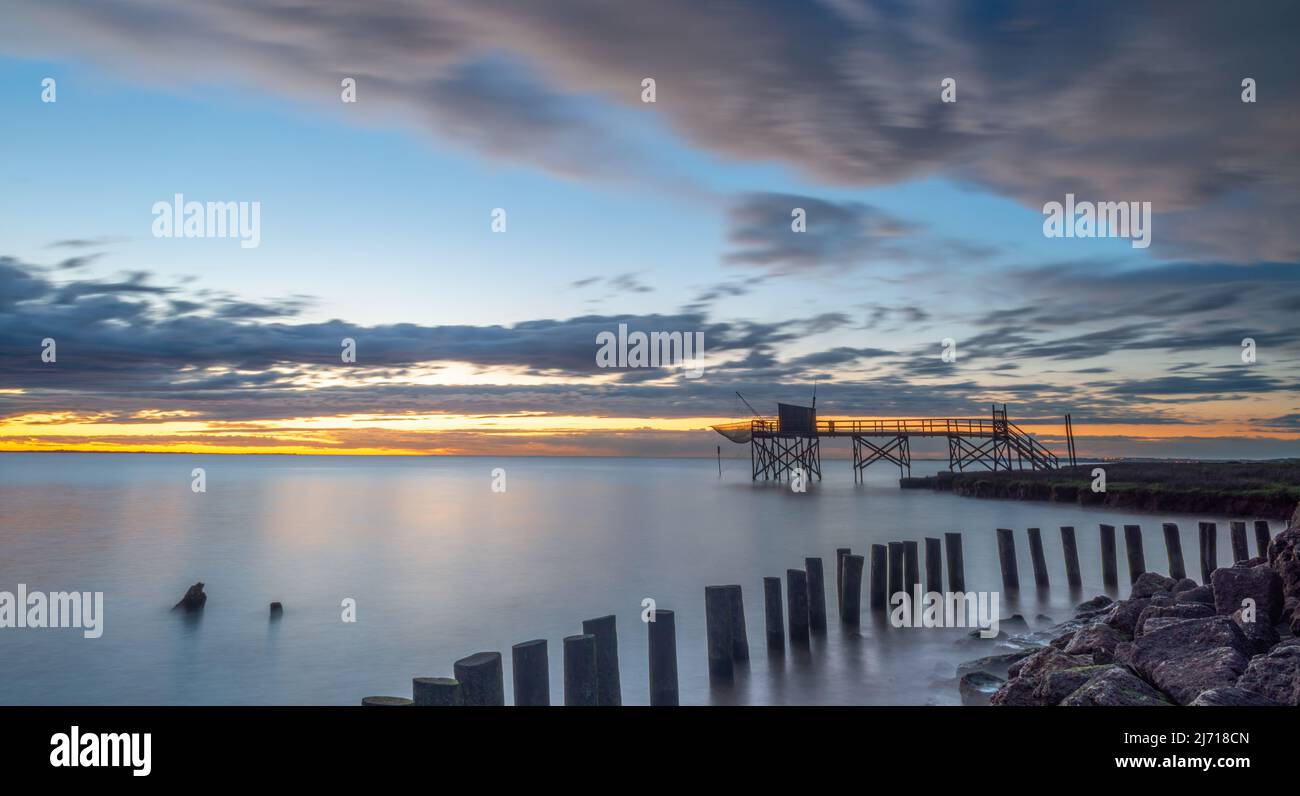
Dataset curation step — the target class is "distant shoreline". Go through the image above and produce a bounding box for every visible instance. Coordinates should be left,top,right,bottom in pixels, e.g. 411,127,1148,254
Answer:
902,460,1300,520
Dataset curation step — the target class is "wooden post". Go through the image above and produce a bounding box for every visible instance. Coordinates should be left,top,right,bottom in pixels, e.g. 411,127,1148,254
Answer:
887,542,905,602
804,558,827,633
944,533,965,592
835,547,851,618
1199,522,1217,584
562,634,598,705
1255,520,1272,559
1230,521,1249,563
1060,526,1081,588
996,528,1019,591
723,585,749,661
648,609,678,706
903,541,920,599
1123,524,1145,584
704,586,734,678
785,569,810,646
453,651,505,706
413,677,463,706
362,696,412,706
510,639,550,706
870,544,888,610
1027,527,1049,588
924,537,943,594
841,554,864,626
1161,523,1185,581
1099,524,1118,588
581,615,621,705
763,577,784,649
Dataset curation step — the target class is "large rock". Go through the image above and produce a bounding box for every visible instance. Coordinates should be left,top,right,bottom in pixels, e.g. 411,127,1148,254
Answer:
956,650,1035,679
959,672,1004,706
1171,577,1198,594
1064,623,1124,664
172,582,207,613
1126,616,1251,704
1268,525,1300,612
1231,606,1279,656
1103,598,1151,636
1175,585,1214,605
1235,642,1300,706
1135,603,1215,637
1131,572,1177,599
1035,664,1116,705
1212,564,1284,624
1189,687,1281,706
992,648,1093,706
1060,667,1173,706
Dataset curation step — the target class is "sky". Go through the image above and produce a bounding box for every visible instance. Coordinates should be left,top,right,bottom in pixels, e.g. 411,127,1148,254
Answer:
1,0,1298,459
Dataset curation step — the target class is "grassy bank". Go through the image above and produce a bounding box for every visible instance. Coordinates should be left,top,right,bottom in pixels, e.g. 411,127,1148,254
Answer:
922,460,1300,520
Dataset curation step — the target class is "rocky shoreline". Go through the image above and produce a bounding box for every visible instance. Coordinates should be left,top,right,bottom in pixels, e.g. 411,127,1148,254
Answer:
904,467,1297,520
958,503,1300,706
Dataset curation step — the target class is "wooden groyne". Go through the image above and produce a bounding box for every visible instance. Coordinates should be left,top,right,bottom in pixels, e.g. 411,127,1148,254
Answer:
360,516,1279,705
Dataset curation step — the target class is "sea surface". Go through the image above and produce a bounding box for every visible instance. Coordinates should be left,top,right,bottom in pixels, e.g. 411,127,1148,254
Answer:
0,452,1267,705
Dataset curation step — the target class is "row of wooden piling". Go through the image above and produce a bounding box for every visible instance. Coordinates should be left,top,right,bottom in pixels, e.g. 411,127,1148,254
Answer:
362,611,680,706
995,520,1274,591
704,533,971,668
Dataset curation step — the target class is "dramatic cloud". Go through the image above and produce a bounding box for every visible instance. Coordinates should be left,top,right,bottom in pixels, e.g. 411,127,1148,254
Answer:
724,193,915,273
6,0,1297,261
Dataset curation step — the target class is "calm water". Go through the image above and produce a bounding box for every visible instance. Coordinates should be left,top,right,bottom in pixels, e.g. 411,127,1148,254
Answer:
0,452,1266,705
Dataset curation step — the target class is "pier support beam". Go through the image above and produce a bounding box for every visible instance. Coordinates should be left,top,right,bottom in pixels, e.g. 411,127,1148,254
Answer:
870,545,888,610
453,652,505,706
1199,522,1218,584
511,640,550,706
785,569,810,646
581,615,621,706
1124,525,1145,584
1027,527,1049,588
841,554,864,626
562,635,598,705
763,577,784,650
1099,524,1118,589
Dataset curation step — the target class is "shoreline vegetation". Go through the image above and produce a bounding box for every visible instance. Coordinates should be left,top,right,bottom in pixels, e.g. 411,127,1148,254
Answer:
902,460,1300,520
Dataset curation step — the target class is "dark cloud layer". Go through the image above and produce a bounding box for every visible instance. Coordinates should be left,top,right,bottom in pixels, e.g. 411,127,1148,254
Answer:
7,0,1298,261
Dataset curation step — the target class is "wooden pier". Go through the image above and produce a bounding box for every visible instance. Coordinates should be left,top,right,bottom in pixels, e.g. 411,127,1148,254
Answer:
714,403,1068,482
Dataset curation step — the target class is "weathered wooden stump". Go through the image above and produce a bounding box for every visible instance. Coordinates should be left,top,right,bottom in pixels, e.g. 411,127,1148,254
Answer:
1230,521,1249,563
944,532,965,593
647,609,679,706
1254,520,1272,559
581,615,622,705
1162,523,1185,581
1027,527,1049,588
413,676,463,706
1123,524,1145,584
835,547,851,618
453,651,505,706
763,576,784,650
1198,522,1217,584
511,639,550,706
996,528,1019,591
361,696,412,706
887,542,905,602
841,554,864,626
722,585,749,661
704,586,734,678
924,537,942,594
1099,524,1118,588
1059,526,1081,588
785,569,810,646
869,544,888,610
562,634,598,705
805,558,827,633
902,541,920,598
